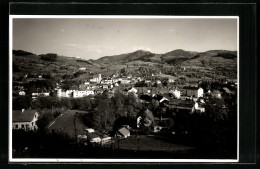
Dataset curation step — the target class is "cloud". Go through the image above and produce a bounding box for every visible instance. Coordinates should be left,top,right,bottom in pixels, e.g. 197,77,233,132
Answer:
132,46,151,51
169,29,176,32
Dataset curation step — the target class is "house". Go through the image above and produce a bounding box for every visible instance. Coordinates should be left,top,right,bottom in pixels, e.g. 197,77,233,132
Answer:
126,87,138,94
153,117,174,133
120,79,131,84
79,67,86,71
169,89,181,99
84,82,90,85
156,80,161,84
101,135,112,144
85,128,95,133
12,109,39,131
149,87,169,95
102,85,109,89
153,94,169,103
183,86,204,98
117,127,130,138
90,74,102,83
87,132,101,143
100,78,113,84
212,90,221,98
32,92,50,99
194,102,205,113
168,78,175,83
56,89,74,98
168,98,195,114
72,90,94,98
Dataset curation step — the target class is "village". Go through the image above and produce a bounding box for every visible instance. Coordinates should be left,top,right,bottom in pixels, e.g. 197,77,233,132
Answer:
12,68,237,158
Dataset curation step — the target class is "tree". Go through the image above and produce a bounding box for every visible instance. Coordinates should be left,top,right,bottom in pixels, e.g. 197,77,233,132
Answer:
13,96,32,110
92,93,116,132
204,96,228,121
36,113,54,132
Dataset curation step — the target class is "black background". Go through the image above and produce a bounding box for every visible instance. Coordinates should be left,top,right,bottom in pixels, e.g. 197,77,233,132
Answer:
0,1,258,169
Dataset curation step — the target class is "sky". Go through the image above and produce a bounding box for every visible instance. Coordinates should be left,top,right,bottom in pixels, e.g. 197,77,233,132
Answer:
12,17,237,60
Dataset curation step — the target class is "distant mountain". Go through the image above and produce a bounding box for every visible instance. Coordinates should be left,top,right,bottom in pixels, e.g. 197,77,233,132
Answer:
161,49,198,61
92,49,237,66
94,50,153,66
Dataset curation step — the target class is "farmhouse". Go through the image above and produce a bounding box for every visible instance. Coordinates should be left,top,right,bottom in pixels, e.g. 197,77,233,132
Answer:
12,109,39,131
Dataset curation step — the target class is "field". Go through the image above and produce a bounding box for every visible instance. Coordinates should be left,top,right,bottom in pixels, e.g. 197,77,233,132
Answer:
118,135,194,153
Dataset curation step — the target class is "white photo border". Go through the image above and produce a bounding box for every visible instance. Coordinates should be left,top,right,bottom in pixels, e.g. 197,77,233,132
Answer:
9,15,239,163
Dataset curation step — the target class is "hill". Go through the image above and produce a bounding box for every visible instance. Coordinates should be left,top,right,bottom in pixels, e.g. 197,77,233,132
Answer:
93,49,237,67
12,48,237,91
95,50,152,66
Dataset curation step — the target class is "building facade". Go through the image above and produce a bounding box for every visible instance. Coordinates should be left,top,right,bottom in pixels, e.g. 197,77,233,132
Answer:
12,109,39,131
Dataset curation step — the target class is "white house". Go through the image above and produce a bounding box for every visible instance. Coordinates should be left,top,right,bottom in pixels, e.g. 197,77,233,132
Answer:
127,87,138,94
12,109,39,131
194,102,205,113
79,67,86,71
57,89,74,98
89,74,102,83
120,79,131,84
85,128,95,133
32,92,49,99
168,78,175,83
170,89,181,99
72,90,95,98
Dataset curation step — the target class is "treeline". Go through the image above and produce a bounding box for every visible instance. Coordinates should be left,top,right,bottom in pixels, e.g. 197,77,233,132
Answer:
13,91,143,133
22,79,56,93
39,53,57,62
213,53,237,59
13,50,35,56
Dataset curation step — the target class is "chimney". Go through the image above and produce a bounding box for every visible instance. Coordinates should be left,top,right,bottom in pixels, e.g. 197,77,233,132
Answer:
22,109,25,113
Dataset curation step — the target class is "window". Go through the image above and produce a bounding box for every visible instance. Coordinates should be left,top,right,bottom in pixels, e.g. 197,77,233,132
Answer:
21,124,24,128
32,122,34,126
15,124,18,129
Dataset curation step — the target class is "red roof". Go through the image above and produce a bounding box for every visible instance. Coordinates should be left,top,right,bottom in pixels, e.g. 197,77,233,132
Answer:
13,109,38,122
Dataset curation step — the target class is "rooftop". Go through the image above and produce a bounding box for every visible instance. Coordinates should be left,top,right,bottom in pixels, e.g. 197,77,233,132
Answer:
13,109,38,122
